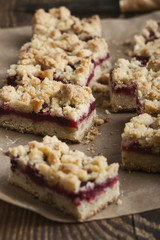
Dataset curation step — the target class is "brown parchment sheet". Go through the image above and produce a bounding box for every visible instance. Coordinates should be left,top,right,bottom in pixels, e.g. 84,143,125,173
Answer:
0,11,160,223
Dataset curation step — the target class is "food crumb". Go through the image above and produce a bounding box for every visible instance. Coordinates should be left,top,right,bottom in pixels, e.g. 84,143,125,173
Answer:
117,199,122,205
105,109,111,115
125,49,133,57
95,118,104,126
123,39,131,46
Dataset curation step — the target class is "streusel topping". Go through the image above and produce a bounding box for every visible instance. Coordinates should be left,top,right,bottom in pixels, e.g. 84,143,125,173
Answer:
134,20,160,59
122,113,160,151
0,78,95,121
8,135,119,192
16,33,108,86
34,7,101,40
112,58,147,87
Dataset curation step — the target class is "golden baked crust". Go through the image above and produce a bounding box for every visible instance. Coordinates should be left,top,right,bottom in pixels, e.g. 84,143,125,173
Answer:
34,7,102,40
8,135,119,193
0,78,95,121
122,113,160,152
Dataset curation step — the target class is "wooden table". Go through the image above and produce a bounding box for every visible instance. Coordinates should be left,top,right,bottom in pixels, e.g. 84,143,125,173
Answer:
0,1,160,239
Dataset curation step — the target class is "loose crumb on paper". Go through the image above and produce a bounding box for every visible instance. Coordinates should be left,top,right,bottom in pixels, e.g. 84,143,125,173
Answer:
82,126,101,144
123,39,131,46
125,49,133,57
116,199,122,205
105,109,111,115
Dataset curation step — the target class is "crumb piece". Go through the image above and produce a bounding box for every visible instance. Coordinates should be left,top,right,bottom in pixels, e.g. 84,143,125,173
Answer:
110,131,113,135
123,40,131,46
92,82,108,93
95,118,104,126
82,126,100,144
125,49,133,57
98,73,110,84
116,49,122,56
105,109,111,115
103,117,110,123
116,199,122,205
102,100,110,108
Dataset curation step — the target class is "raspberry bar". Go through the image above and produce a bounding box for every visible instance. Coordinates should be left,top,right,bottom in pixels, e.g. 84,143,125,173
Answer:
7,33,110,87
7,7,110,87
34,7,102,40
8,136,120,221
0,78,96,142
134,20,160,64
121,113,160,173
109,58,141,112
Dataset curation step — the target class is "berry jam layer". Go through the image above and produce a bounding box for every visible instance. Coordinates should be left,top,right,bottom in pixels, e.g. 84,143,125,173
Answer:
121,142,160,156
0,101,95,129
7,53,110,87
11,158,118,206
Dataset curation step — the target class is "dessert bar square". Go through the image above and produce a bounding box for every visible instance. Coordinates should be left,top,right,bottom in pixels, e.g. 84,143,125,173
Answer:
8,135,120,221
7,34,110,87
0,78,96,142
109,59,140,112
110,58,160,114
134,20,160,64
7,7,110,87
121,113,160,173
33,7,102,40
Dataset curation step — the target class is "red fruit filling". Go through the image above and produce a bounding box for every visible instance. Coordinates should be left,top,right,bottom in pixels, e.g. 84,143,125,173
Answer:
0,101,95,129
121,142,159,156
10,157,118,206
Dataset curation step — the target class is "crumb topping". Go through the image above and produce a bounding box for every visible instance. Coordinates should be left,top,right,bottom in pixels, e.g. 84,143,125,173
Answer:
0,78,95,121
134,20,160,59
8,135,119,192
112,58,160,114
34,7,102,40
122,113,160,150
8,34,109,86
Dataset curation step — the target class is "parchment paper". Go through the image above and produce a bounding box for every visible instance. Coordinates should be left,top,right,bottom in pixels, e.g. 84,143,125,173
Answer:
0,11,160,222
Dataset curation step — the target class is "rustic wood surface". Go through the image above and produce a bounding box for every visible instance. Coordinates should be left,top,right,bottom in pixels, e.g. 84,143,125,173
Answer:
0,1,160,239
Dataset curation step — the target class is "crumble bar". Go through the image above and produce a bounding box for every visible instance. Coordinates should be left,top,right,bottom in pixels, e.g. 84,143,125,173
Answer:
7,7,110,87
121,113,160,173
7,33,110,87
34,7,102,40
0,78,96,142
8,135,120,221
134,20,160,64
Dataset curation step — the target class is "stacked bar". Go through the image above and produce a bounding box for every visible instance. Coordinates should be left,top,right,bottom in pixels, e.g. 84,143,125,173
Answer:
7,7,110,87
122,114,160,173
8,135,120,221
0,7,111,141
110,20,160,114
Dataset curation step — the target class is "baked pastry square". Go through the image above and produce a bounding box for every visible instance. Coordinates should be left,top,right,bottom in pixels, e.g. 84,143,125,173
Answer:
8,135,120,221
134,20,160,65
110,58,160,114
0,78,96,142
121,113,160,173
109,58,141,112
33,6,102,40
7,32,110,87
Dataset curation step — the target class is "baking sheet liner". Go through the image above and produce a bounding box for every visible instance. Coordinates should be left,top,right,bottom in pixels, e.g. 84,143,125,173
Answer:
0,11,160,222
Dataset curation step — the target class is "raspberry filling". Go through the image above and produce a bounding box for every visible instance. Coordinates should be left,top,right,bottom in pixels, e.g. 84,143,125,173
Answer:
0,101,95,129
110,72,137,97
10,157,118,206
7,53,109,87
121,142,159,156
133,55,149,66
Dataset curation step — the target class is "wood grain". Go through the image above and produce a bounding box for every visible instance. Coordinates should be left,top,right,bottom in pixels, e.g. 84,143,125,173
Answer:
0,0,159,239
